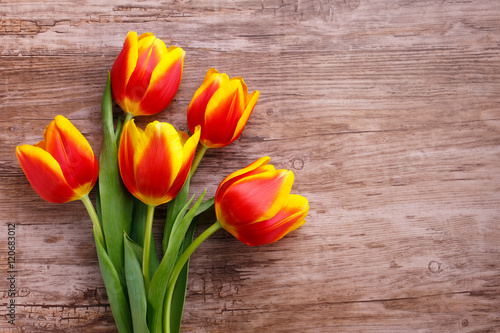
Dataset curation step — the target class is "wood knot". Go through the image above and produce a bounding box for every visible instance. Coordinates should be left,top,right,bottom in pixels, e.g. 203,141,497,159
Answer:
428,261,441,273
291,158,304,170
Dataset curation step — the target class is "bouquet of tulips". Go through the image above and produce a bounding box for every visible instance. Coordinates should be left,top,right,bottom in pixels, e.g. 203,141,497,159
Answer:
15,32,309,333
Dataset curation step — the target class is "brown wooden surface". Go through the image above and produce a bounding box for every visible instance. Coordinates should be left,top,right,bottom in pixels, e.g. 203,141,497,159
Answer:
1,1,500,332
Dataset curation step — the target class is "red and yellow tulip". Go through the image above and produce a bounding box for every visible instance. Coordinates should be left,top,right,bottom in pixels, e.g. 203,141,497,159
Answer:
215,156,308,246
118,120,200,206
15,115,99,203
187,68,259,148
110,31,185,117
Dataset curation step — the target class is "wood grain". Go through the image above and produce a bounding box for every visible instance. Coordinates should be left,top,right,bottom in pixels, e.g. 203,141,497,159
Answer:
1,0,500,332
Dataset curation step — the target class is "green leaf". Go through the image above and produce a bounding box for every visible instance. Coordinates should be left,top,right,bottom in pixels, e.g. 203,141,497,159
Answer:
194,197,214,217
169,219,196,333
95,183,103,230
93,227,132,333
148,190,206,333
115,115,123,144
131,198,159,277
125,232,144,260
124,233,150,333
163,175,191,253
99,72,133,288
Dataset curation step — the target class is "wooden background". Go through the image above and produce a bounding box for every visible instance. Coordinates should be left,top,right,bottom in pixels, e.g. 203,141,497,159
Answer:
1,0,500,332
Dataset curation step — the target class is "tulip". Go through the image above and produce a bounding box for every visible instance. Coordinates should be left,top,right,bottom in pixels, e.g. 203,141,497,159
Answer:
118,119,200,288
110,31,185,118
187,68,259,149
118,120,200,207
215,156,308,246
163,157,308,330
16,115,99,204
16,115,103,245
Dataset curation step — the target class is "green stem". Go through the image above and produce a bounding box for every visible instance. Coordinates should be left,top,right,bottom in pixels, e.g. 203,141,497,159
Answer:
81,194,105,249
125,112,134,123
115,113,134,147
190,145,208,177
164,221,222,333
143,204,156,292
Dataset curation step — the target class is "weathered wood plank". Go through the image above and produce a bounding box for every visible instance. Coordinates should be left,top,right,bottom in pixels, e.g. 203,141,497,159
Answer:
1,0,500,332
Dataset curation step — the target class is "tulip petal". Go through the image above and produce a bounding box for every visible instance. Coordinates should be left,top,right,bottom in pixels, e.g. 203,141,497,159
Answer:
16,145,79,203
217,156,270,189
44,116,98,197
167,126,201,201
124,34,168,113
133,121,183,206
203,68,221,83
118,120,142,198
215,156,271,206
217,168,294,226
203,79,246,147
225,194,308,246
237,76,248,99
230,90,259,144
177,130,189,146
111,31,138,110
137,46,185,116
187,69,225,134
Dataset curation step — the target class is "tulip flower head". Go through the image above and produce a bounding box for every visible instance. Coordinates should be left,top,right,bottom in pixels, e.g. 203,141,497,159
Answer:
111,31,186,117
16,115,99,203
215,157,308,246
187,68,259,148
118,120,200,206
